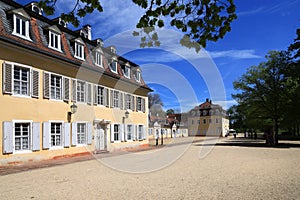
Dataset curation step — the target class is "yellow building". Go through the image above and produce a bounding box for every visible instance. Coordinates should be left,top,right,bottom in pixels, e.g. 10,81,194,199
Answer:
0,0,152,165
188,99,229,137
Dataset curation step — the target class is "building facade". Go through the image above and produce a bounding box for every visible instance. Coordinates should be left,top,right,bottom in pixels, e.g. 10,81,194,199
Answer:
0,0,152,165
188,99,229,137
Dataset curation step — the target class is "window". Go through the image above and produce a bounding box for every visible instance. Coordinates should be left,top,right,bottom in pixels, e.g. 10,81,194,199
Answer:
96,86,105,105
136,97,145,112
138,125,144,140
216,118,219,123
209,119,212,124
50,74,62,100
14,123,30,151
191,120,194,125
13,66,29,96
126,94,134,110
197,120,200,124
12,13,31,40
134,70,141,82
75,42,85,60
49,31,61,51
127,125,133,140
203,119,206,124
203,110,207,116
110,59,118,73
113,124,120,141
113,90,119,108
122,64,130,78
51,123,62,147
77,123,87,145
77,81,86,102
95,51,102,67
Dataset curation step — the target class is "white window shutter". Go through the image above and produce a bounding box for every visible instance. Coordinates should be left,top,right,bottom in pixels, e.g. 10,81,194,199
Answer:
87,83,92,105
124,125,127,142
31,70,39,98
142,98,145,113
71,122,77,146
133,125,137,141
43,72,50,99
131,96,135,111
93,84,98,105
110,124,114,142
72,79,77,102
32,122,40,151
42,122,50,149
63,77,70,102
143,125,146,140
64,123,70,147
3,121,13,154
110,90,114,108
119,92,123,109
120,124,124,142
2,62,13,94
87,123,92,145
105,88,109,107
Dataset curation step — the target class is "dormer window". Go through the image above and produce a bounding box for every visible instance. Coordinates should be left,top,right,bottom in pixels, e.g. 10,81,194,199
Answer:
95,51,102,67
134,68,141,82
12,9,31,41
122,63,130,78
74,38,85,60
109,57,118,73
58,18,67,28
48,25,62,51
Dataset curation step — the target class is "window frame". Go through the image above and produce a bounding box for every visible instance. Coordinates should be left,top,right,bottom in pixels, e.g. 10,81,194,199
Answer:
74,41,85,60
48,30,62,51
123,64,130,78
113,124,121,142
126,124,134,141
50,121,63,149
95,51,103,67
76,80,86,103
109,58,118,74
13,65,30,97
12,13,31,41
77,122,87,145
50,73,63,100
12,120,33,153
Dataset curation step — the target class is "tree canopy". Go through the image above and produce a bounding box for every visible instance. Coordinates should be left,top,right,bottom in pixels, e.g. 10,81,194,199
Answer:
232,44,300,144
38,0,237,51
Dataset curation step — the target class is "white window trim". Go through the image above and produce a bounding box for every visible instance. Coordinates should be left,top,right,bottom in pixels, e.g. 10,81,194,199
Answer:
126,124,134,142
76,80,86,103
95,51,103,68
137,124,144,141
9,62,32,98
76,121,88,146
96,85,105,106
134,71,141,82
12,120,33,154
113,123,121,143
49,72,63,101
48,30,62,52
12,14,32,41
123,64,130,78
74,42,85,60
49,120,64,150
110,58,118,74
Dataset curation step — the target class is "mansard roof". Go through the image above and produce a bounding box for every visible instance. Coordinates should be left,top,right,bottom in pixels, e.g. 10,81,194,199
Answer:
0,0,152,92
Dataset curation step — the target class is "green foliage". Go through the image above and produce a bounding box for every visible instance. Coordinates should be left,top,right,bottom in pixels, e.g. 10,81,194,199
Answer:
232,50,300,139
38,0,237,52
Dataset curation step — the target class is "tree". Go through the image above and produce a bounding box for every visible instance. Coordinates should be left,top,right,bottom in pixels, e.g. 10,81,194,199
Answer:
232,51,291,145
148,93,165,117
38,0,237,51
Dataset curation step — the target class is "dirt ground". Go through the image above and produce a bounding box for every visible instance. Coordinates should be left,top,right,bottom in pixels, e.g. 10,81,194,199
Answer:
1,136,299,200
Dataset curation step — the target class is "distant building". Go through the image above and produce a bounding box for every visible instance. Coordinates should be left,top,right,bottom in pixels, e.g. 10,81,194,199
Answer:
188,99,229,137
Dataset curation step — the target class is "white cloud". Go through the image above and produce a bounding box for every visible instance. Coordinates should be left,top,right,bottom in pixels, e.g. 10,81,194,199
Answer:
209,49,261,59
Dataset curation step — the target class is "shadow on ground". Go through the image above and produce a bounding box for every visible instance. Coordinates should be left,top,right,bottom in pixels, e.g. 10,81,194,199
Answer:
193,137,300,149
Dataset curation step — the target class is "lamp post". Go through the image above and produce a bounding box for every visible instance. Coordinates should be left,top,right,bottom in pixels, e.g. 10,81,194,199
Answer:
68,103,77,122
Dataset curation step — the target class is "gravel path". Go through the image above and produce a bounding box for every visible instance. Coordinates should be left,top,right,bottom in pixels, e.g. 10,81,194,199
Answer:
1,137,299,200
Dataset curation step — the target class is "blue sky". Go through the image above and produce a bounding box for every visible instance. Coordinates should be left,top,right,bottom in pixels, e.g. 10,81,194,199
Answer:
18,0,300,112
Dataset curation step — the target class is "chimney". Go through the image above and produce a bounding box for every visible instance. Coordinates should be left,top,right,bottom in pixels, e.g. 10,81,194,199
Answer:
206,98,209,102
83,24,92,40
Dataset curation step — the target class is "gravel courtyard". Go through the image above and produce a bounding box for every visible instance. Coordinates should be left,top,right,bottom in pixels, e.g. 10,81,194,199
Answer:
1,137,299,200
